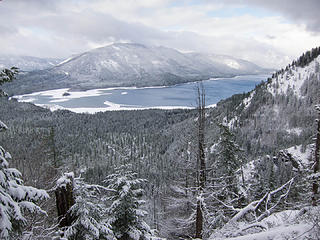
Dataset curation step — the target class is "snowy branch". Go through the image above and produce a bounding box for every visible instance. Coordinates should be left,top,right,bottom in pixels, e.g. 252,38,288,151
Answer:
229,178,294,223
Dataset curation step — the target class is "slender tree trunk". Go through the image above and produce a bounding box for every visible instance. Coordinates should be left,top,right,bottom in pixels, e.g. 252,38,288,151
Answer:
312,108,320,206
195,200,203,239
195,83,206,239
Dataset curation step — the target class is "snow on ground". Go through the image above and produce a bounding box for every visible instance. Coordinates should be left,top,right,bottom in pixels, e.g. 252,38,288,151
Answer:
33,102,193,114
13,86,195,113
241,160,256,184
57,57,73,66
242,91,255,109
267,55,320,98
13,87,143,102
224,59,241,70
207,103,217,108
220,223,310,240
240,144,312,181
286,144,312,166
210,207,317,240
286,128,303,135
15,88,111,101
100,59,120,70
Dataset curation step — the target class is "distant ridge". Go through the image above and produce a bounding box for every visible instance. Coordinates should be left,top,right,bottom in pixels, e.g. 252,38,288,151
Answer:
3,43,270,95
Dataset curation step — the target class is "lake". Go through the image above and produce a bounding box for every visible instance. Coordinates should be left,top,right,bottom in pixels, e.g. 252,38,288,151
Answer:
14,74,268,113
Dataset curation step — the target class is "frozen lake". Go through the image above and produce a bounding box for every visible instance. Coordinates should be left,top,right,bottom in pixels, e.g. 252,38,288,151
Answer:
15,74,268,113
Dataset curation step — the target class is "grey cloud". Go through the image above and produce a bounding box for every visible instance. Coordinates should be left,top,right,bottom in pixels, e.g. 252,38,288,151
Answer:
0,25,17,36
238,0,320,32
1,1,171,57
0,0,310,68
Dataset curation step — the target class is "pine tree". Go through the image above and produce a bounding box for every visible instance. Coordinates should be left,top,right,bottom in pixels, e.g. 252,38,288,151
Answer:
206,123,244,230
62,174,115,240
215,123,243,195
0,68,49,239
104,165,151,240
0,67,18,86
0,120,49,238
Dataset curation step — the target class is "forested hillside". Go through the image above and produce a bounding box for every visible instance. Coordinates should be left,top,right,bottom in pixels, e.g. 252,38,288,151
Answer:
0,47,320,239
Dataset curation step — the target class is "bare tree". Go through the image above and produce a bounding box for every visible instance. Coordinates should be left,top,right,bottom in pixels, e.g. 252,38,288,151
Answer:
195,83,206,239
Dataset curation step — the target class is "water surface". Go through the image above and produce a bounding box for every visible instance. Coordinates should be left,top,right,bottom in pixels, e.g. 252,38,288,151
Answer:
16,74,268,112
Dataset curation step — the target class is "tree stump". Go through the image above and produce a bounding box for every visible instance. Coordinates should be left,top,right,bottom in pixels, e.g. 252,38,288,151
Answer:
55,172,75,228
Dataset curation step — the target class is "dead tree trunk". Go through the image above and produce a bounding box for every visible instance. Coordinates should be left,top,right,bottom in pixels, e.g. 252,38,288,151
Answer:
312,106,320,206
55,173,75,228
195,83,206,239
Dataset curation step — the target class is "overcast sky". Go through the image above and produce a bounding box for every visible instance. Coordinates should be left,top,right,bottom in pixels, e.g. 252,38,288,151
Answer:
1,0,320,68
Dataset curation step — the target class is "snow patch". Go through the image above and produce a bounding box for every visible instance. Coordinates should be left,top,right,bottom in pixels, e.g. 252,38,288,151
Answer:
286,144,312,166
224,59,241,70
243,91,255,109
57,57,73,66
286,128,302,135
267,55,320,98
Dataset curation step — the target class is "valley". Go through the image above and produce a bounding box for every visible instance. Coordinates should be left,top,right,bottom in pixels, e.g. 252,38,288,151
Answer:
2,1,320,239
0,47,320,239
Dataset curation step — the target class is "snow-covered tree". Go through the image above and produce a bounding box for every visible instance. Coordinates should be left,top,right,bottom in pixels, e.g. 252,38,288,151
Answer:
59,173,115,240
104,165,152,240
205,123,245,231
0,67,18,96
0,120,49,239
0,68,49,239
215,123,243,196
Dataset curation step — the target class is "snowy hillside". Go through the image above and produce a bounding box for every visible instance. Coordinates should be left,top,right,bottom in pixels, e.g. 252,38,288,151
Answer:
187,52,266,75
2,43,269,94
205,47,320,240
0,55,61,71
242,54,320,111
220,48,320,136
267,55,320,98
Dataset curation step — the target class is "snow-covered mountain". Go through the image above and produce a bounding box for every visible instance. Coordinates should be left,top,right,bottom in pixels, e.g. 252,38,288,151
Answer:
2,43,269,94
0,55,61,71
187,52,266,75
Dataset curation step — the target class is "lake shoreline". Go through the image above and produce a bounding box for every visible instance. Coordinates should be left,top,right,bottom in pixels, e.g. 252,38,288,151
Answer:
13,74,269,114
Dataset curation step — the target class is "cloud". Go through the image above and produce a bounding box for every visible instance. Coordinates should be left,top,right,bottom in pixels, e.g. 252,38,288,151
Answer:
1,0,320,69
240,0,320,32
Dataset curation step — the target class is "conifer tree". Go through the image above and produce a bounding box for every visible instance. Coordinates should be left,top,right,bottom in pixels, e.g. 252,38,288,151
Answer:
0,67,18,86
207,123,244,229
215,123,243,195
61,174,115,240
104,165,151,240
0,68,49,239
